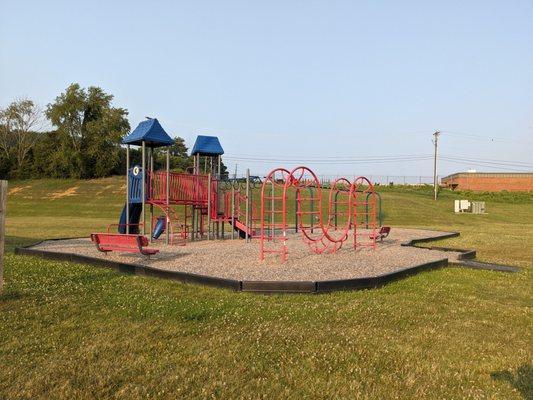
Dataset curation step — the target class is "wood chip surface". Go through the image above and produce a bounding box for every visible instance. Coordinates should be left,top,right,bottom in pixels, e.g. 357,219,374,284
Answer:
31,228,462,281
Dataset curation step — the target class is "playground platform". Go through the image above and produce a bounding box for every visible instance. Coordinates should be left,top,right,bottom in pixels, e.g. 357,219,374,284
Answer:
14,228,501,293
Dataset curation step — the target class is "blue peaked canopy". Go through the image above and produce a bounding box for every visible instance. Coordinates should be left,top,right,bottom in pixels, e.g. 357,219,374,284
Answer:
122,118,174,148
191,135,224,156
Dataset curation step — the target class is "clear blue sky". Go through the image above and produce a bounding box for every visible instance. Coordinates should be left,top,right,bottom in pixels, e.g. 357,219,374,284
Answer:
1,0,532,178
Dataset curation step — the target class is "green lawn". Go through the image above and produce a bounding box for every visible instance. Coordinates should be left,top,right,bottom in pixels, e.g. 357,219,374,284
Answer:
1,177,532,399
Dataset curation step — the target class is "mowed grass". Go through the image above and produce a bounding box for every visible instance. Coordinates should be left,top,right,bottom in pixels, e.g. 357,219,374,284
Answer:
1,177,532,399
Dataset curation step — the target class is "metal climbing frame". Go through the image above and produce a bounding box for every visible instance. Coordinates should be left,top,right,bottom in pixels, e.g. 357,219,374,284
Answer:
259,166,379,261
290,167,332,255
322,177,353,250
352,176,377,250
259,168,291,261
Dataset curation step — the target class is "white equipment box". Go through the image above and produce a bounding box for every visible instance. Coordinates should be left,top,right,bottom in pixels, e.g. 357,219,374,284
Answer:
454,200,471,213
454,200,485,214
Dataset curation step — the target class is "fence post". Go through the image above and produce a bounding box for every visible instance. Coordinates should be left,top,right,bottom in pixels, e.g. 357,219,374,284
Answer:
0,180,7,293
207,173,212,240
245,169,250,243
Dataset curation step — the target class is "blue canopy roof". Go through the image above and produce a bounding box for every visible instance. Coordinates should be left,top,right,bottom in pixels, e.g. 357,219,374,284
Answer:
122,118,174,148
191,135,224,156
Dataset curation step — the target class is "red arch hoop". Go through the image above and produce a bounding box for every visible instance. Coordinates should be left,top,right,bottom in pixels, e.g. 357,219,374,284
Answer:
259,166,378,262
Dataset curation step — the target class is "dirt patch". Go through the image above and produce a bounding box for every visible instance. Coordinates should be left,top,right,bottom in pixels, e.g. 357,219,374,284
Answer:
48,187,78,199
8,186,31,195
96,184,117,196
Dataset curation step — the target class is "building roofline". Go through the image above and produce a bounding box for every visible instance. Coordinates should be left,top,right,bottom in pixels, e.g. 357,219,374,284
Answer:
442,172,533,180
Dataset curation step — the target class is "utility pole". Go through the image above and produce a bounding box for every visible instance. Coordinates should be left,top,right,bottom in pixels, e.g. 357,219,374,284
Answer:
433,130,440,200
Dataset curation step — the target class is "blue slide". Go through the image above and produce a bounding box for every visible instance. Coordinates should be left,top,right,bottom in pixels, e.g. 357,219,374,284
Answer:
118,203,142,234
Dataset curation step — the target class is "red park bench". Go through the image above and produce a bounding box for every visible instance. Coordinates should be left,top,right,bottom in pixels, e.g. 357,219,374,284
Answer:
90,233,159,257
370,226,391,242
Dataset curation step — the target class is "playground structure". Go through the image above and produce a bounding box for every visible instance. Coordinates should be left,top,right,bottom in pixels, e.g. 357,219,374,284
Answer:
108,118,383,262
119,118,259,246
259,166,378,262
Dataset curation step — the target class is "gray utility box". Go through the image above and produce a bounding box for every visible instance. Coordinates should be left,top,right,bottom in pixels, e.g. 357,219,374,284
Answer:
471,201,486,214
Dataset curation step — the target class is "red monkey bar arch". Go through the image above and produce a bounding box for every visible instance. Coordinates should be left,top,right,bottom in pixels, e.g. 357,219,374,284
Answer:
352,176,378,250
259,166,378,262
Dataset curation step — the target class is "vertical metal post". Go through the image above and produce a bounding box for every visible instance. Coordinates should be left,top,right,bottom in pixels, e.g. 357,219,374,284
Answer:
334,190,339,229
365,192,370,229
0,180,7,293
217,155,221,178
191,206,196,241
310,187,314,234
294,193,298,233
245,169,250,242
141,141,146,235
377,192,382,226
270,180,274,240
231,181,235,240
166,148,170,245
149,148,154,242
433,130,440,200
126,145,130,234
207,173,212,240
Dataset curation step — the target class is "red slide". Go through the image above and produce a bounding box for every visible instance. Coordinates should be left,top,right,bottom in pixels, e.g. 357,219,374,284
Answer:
231,218,255,239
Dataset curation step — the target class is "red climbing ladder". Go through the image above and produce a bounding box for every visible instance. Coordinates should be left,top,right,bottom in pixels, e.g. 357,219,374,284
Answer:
259,168,291,261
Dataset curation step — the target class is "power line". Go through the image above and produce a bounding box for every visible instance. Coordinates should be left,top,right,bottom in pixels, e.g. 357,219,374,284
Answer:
224,157,433,165
440,156,533,169
439,159,531,172
440,154,533,166
224,154,432,161
440,130,533,145
224,154,532,168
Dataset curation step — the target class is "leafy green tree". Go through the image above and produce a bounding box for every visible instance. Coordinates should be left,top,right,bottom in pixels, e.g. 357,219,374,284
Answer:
0,98,44,177
31,131,65,178
169,137,193,171
45,84,130,178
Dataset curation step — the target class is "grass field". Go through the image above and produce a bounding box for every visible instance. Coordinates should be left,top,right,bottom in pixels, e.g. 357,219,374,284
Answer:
1,177,532,399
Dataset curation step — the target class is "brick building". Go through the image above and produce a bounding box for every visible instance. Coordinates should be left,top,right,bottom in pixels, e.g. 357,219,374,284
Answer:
441,172,533,192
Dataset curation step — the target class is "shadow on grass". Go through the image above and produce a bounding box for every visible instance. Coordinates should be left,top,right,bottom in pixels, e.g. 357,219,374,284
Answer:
491,364,532,399
5,236,42,253
0,290,24,302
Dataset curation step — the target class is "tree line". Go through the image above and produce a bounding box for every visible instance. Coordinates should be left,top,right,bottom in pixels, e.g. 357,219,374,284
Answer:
0,83,204,180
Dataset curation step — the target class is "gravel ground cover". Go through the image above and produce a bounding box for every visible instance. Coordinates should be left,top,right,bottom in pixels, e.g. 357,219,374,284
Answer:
30,228,462,281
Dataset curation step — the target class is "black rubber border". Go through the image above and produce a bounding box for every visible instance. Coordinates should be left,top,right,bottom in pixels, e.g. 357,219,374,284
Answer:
453,259,520,273
14,230,519,294
402,231,476,260
14,246,242,291
14,245,450,293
